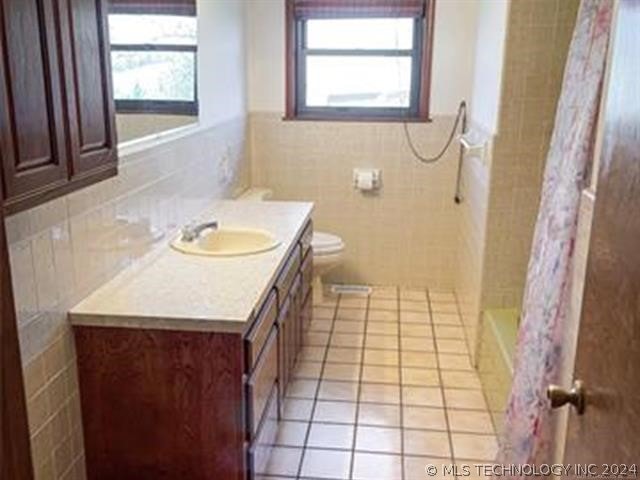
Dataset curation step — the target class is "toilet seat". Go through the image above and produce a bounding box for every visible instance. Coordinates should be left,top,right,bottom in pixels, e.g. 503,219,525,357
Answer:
312,231,345,256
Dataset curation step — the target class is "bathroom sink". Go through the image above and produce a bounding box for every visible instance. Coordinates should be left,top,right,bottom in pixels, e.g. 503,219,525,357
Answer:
171,227,280,257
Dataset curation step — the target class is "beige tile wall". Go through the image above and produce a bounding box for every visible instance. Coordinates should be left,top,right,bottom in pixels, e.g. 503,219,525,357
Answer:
249,112,461,288
5,117,250,480
480,0,579,310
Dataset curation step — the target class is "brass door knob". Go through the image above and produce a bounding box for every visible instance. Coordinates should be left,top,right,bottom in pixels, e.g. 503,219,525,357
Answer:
547,380,586,415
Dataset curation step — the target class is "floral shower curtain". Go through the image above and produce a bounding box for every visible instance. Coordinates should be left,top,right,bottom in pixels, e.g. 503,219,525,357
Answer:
498,0,613,466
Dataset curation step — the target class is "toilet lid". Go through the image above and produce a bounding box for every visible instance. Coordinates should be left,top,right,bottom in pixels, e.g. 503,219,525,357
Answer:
312,231,344,254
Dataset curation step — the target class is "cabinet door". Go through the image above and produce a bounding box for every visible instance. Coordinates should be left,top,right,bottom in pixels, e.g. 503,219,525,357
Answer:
58,0,117,177
0,0,69,207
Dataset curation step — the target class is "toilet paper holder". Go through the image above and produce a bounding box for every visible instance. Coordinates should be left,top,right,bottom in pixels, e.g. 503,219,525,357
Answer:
353,168,381,191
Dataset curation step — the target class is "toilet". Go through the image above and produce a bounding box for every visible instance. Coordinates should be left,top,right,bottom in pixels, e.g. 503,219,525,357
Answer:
238,188,345,302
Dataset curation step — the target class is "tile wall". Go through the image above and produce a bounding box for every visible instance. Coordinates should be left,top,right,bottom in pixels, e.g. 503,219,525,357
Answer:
4,117,250,479
249,113,460,288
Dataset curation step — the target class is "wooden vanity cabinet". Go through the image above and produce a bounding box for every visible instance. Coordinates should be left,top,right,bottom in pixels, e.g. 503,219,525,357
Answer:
0,0,117,214
74,220,313,480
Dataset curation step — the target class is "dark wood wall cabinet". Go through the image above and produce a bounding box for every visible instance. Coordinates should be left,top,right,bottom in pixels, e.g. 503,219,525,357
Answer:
74,221,314,480
0,0,117,215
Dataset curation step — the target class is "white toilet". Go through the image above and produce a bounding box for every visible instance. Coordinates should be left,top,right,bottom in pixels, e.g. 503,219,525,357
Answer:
238,188,345,303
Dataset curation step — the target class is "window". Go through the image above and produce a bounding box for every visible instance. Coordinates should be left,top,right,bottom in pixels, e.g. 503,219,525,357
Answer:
108,1,198,116
286,0,434,121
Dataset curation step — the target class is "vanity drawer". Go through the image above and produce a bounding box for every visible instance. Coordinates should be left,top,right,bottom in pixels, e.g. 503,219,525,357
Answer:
247,385,278,478
299,220,313,259
245,290,278,371
301,252,313,299
246,327,278,439
275,244,301,305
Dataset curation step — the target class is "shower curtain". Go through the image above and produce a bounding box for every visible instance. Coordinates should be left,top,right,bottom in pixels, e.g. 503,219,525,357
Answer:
498,0,613,466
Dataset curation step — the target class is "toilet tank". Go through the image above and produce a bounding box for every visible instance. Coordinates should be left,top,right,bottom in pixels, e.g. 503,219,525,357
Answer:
236,188,273,201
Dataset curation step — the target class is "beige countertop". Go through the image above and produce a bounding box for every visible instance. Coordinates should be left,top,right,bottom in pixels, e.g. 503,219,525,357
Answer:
69,200,313,334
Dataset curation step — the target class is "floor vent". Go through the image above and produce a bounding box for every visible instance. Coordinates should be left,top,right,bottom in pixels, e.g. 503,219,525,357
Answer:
330,284,372,296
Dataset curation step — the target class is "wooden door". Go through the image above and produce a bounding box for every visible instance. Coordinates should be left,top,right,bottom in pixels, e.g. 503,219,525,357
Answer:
0,203,34,478
57,0,118,178
0,0,69,209
562,0,640,468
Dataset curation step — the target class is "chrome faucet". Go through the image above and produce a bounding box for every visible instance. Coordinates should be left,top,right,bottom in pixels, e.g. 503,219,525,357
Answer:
180,221,219,242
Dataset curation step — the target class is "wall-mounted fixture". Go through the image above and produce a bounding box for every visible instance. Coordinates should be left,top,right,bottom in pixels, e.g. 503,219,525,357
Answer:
353,168,381,192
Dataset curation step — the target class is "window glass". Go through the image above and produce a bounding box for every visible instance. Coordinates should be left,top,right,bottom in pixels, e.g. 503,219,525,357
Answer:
306,18,414,50
306,56,412,108
108,14,196,45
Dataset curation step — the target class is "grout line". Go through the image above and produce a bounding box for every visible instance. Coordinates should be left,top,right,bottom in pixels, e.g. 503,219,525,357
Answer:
347,293,371,480
396,286,406,480
426,288,458,467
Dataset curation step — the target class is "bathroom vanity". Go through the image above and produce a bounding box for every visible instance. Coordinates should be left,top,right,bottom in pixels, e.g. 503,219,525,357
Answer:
69,201,313,480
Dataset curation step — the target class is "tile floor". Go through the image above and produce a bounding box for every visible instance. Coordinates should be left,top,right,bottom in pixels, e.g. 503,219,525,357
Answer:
259,286,498,480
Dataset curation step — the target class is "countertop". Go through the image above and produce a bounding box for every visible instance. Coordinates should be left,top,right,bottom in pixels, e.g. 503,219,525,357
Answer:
69,200,313,334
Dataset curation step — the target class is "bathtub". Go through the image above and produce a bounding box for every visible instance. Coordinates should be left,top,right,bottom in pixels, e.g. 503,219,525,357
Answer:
477,308,519,435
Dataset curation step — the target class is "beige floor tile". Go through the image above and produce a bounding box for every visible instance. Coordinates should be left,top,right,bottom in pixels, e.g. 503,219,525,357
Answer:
313,306,335,320
431,302,458,314
431,313,461,325
365,334,399,350
263,446,303,476
339,297,369,309
401,336,436,352
404,429,451,457
333,320,366,334
362,365,400,384
436,339,469,355
401,323,433,337
313,400,357,424
444,389,488,410
370,298,398,311
293,361,322,379
402,351,438,369
326,347,362,364
299,346,326,362
331,333,364,348
451,433,498,461
401,300,430,312
314,296,338,308
429,292,456,303
303,332,330,347
368,309,399,322
371,286,398,299
323,363,361,382
309,319,332,332
355,426,402,453
307,423,355,449
434,325,465,339
404,456,455,480
401,311,431,323
358,403,401,427
403,386,444,407
352,452,402,480
286,379,318,399
401,367,440,387
448,410,494,434
300,448,352,479
400,288,428,301
403,406,448,431
360,383,401,404
318,380,359,402
364,349,399,367
336,307,367,321
438,353,473,370
367,321,398,335
282,398,314,421
441,371,482,389
275,421,308,447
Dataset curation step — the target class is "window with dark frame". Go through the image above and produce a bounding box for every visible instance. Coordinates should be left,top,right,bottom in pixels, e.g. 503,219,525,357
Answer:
285,0,434,121
108,0,198,116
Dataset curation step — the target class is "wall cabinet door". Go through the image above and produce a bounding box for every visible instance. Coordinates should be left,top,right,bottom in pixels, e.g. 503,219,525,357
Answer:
0,0,70,207
0,0,117,214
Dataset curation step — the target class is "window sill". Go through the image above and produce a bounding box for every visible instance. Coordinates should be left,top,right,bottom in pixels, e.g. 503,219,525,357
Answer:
281,115,432,124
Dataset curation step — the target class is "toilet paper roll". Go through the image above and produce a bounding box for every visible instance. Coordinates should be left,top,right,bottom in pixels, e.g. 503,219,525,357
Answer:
356,171,375,190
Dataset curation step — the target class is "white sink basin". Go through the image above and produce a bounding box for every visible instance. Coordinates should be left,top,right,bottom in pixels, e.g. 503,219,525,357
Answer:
171,227,280,257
